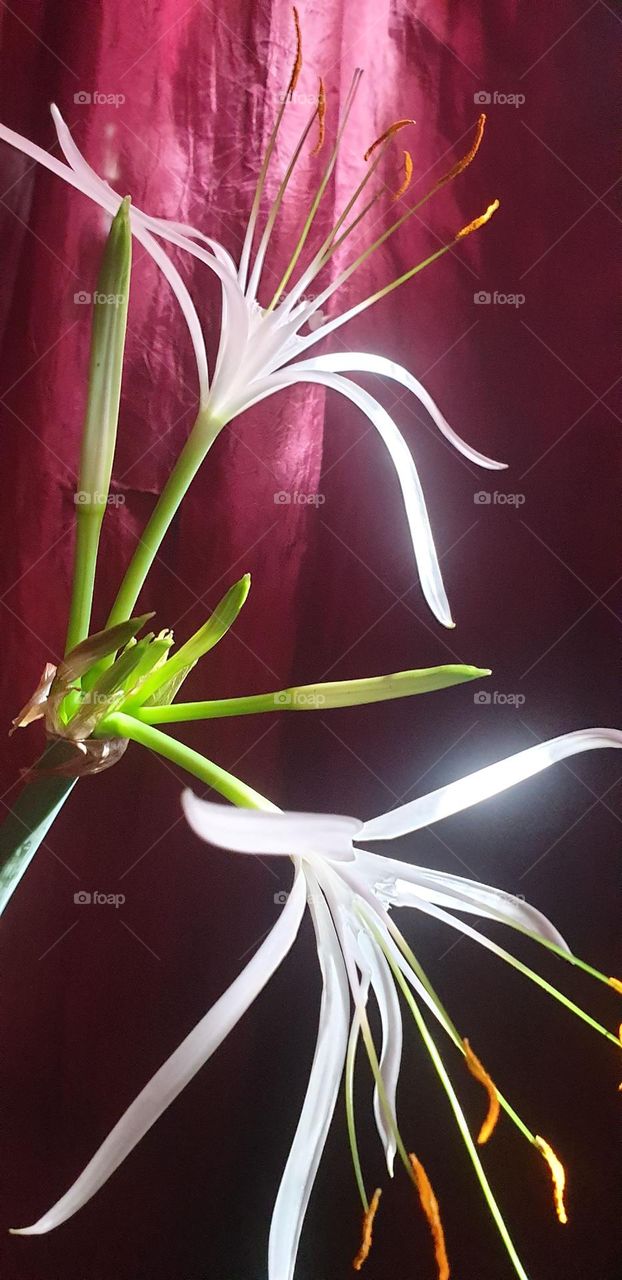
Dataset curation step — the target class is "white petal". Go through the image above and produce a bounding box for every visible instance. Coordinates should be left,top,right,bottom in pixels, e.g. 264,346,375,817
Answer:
49,105,215,403
11,866,307,1235
361,728,622,840
289,353,506,470
357,931,402,1175
265,369,454,628
268,878,350,1280
182,792,361,860
354,849,569,951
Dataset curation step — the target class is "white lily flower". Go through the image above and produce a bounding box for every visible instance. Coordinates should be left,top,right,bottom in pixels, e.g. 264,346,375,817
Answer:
0,19,504,627
13,727,622,1280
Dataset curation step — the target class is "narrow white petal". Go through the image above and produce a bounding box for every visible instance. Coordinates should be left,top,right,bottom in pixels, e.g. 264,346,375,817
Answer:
11,867,307,1235
182,792,361,859
358,931,402,1175
264,369,454,627
268,878,350,1280
354,849,570,951
361,728,622,840
289,353,507,470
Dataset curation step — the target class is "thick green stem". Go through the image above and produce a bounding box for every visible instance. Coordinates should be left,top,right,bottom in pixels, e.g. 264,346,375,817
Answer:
137,692,291,723
106,412,221,628
101,712,275,810
65,510,104,654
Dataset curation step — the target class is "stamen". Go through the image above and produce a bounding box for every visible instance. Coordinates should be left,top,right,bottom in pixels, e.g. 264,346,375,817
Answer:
409,1154,450,1280
311,78,326,155
287,6,302,99
534,1136,568,1225
463,1039,500,1145
393,150,413,201
364,118,415,162
439,113,486,185
608,976,622,994
352,1187,382,1270
455,198,500,241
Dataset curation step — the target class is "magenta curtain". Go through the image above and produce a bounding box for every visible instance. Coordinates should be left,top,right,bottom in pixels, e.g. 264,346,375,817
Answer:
1,3,620,1277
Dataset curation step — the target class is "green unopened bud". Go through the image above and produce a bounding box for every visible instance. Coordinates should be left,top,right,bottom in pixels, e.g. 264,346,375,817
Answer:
65,198,132,654
282,664,491,710
122,574,251,711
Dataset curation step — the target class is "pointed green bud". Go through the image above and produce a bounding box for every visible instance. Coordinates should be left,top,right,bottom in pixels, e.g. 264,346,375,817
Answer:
65,197,133,654
122,574,251,711
281,664,491,710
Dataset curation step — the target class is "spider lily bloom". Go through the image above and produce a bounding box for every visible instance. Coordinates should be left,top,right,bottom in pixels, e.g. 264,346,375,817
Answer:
12,729,622,1280
0,13,503,628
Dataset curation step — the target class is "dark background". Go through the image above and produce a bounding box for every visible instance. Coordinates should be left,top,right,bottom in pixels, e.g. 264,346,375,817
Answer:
0,1,620,1277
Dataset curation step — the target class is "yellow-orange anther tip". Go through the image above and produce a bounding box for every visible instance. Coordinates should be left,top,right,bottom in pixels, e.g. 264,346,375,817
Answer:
463,1038,500,1146
311,77,327,156
364,118,416,162
393,149,414,201
352,1188,382,1271
286,6,303,99
535,1136,568,1226
456,198,500,241
409,1154,451,1280
608,976,622,994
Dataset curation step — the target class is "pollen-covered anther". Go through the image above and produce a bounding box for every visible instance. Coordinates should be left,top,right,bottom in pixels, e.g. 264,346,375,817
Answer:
311,77,326,156
286,6,302,99
364,118,415,162
535,1136,568,1225
409,1154,450,1280
463,1038,500,1144
608,976,622,994
393,150,414,201
352,1187,382,1270
455,198,500,241
441,113,486,185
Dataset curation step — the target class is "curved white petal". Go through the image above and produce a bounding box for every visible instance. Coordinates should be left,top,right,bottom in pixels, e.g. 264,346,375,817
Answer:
361,728,622,840
357,931,402,1175
353,849,569,951
48,105,211,404
12,865,307,1236
264,369,454,628
182,792,361,860
268,877,350,1280
287,353,506,470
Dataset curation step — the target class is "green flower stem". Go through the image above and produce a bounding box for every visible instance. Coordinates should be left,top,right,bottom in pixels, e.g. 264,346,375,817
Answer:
137,693,294,723
100,712,275,811
65,511,104,656
105,410,222,630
